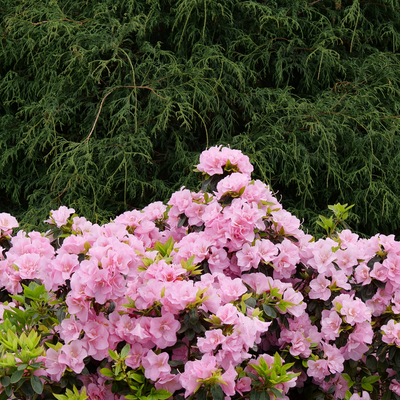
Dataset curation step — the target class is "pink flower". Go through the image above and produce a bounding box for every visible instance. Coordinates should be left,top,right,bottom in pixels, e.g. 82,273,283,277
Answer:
216,275,247,303
220,364,237,396
59,317,83,343
149,313,181,349
272,239,300,279
197,329,226,353
283,288,306,317
309,274,331,301
390,379,400,396
354,264,371,285
236,377,251,396
82,320,110,360
125,343,144,369
0,213,18,236
216,303,239,325
307,359,329,382
44,348,67,381
66,294,90,322
142,350,171,381
197,146,253,176
270,209,301,236
321,309,342,341
179,354,218,397
45,206,75,227
308,238,337,273
14,253,41,279
289,331,311,358
340,297,371,325
323,343,344,374
197,145,226,176
236,243,261,271
216,173,250,200
155,372,182,394
59,340,87,373
350,391,371,400
370,262,388,282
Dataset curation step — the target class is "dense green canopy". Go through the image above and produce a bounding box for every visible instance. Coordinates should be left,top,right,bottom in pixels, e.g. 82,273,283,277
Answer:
1,0,400,236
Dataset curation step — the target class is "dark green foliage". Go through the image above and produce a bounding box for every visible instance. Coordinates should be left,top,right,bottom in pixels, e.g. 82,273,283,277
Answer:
1,0,400,235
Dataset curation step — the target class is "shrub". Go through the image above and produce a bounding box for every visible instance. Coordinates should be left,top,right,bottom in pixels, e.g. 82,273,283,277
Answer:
0,146,400,400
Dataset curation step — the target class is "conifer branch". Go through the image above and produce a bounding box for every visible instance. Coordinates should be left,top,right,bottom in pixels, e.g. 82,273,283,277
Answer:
83,86,168,143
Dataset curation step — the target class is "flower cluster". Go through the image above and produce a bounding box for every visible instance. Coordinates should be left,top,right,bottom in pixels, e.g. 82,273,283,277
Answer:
0,145,399,400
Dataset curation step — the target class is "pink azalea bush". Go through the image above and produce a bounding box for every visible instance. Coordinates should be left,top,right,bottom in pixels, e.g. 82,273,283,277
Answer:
0,145,399,400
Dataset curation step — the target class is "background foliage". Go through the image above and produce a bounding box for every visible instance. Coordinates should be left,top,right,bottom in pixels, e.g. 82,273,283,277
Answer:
1,0,400,236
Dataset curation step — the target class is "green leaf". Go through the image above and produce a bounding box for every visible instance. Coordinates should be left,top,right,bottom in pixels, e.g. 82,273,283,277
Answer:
0,391,8,400
365,355,377,371
10,369,24,384
260,391,271,400
30,374,43,394
263,304,277,318
151,389,172,400
381,389,392,400
197,387,207,400
210,384,224,400
0,376,10,387
250,391,261,400
100,368,114,378
361,375,380,385
121,344,130,358
108,349,119,361
270,388,284,399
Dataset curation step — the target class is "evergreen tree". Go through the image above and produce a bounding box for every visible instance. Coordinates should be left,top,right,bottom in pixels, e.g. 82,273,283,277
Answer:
1,0,400,236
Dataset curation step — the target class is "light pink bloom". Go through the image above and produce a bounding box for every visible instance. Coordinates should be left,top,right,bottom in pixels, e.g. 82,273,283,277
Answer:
216,303,239,325
125,343,144,369
59,317,83,343
309,274,331,301
323,342,344,374
45,206,75,227
370,262,388,282
83,320,110,360
354,263,371,285
283,288,306,317
66,294,90,322
309,238,337,273
197,145,226,175
289,331,311,358
197,329,226,353
14,253,41,279
59,340,87,373
220,364,237,396
155,372,182,394
321,309,342,341
149,313,180,349
350,391,371,400
179,354,218,397
0,213,19,236
257,239,279,263
390,379,400,396
142,350,171,381
217,275,247,303
236,243,261,271
270,209,301,236
216,173,250,200
44,348,67,381
236,377,251,396
307,359,329,382
272,239,300,279
340,297,371,325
